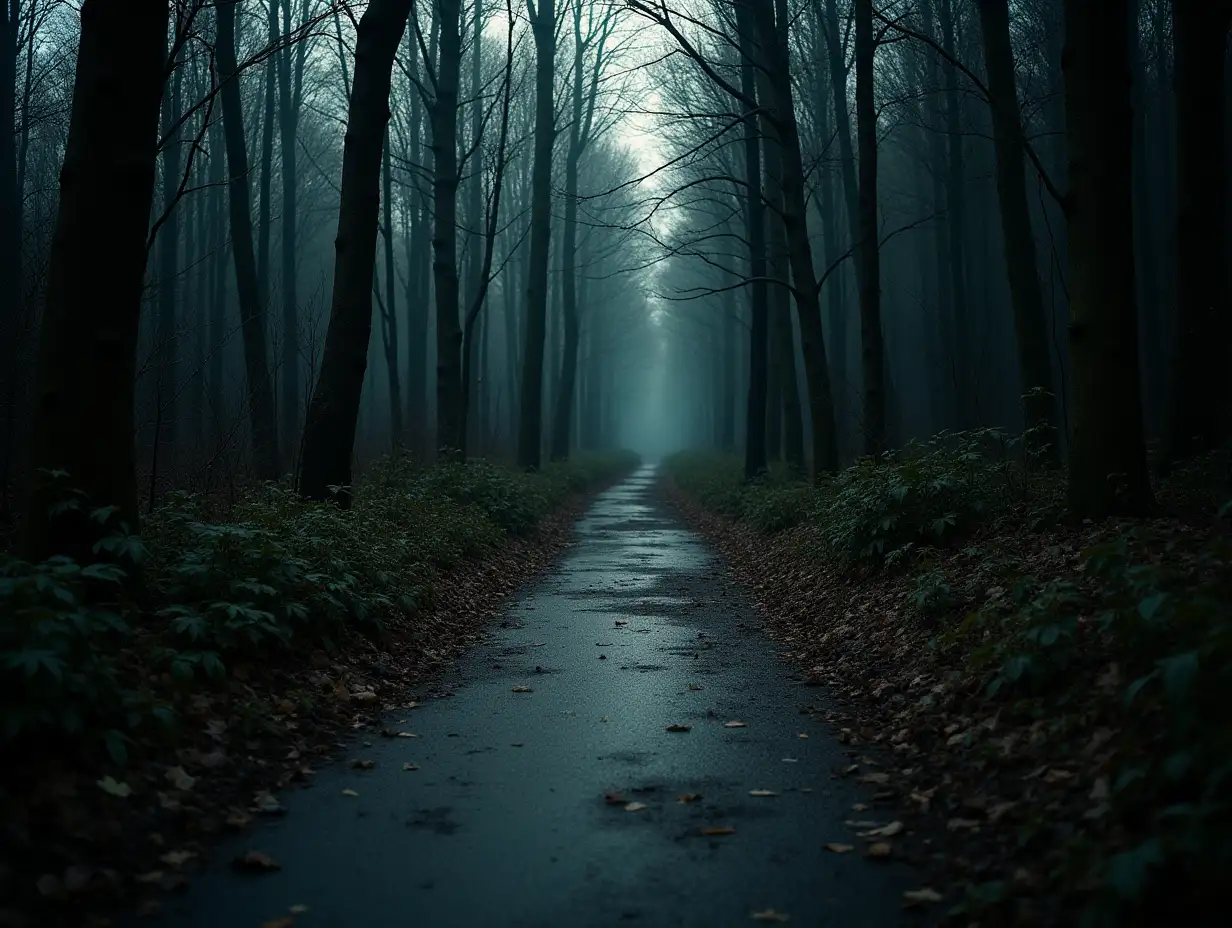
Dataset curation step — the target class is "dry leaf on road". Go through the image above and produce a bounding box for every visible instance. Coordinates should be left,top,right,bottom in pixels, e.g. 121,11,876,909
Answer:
231,851,281,873
748,789,778,797
665,723,692,732
624,802,647,812
725,721,747,728
750,910,791,922
902,888,943,907
824,843,854,853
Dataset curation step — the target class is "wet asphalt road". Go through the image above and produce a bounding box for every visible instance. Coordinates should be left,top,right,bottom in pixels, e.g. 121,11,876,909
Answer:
154,465,925,927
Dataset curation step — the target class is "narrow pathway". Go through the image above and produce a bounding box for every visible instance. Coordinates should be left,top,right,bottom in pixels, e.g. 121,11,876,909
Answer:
156,466,923,927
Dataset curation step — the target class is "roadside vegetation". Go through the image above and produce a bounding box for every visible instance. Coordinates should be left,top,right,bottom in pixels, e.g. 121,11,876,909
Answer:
664,437,1230,926
0,450,637,921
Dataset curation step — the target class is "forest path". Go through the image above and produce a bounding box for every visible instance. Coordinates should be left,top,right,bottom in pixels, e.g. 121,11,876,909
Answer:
153,465,924,927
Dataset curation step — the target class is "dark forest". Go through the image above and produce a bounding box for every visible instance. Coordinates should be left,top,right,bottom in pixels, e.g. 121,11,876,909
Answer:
1,1,1230,925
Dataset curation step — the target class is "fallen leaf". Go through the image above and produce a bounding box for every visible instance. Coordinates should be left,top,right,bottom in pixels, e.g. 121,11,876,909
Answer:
341,788,359,797
397,731,417,738
624,802,647,812
351,759,375,770
796,733,809,739
947,818,980,831
677,793,702,803
867,842,893,858
687,683,704,691
1044,767,1074,784
158,850,196,868
231,851,281,873
96,776,132,798
782,758,799,764
858,772,890,785
351,690,378,704
700,826,736,836
902,888,944,907
725,721,747,728
860,821,904,838
851,803,868,812
665,723,691,733
402,763,420,772
748,789,778,797
750,910,790,923
165,766,196,791
825,843,854,853
511,686,533,693
225,810,253,830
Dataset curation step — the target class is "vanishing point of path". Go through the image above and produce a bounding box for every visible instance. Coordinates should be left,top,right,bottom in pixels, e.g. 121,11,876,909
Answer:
154,466,925,927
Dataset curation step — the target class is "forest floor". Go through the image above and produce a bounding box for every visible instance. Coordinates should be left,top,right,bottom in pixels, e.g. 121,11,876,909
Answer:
11,466,953,928
0,454,636,927
663,441,1232,927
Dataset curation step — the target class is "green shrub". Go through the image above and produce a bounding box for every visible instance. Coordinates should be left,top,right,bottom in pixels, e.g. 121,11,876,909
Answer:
0,505,171,764
814,430,1025,566
946,516,1232,921
1,451,638,767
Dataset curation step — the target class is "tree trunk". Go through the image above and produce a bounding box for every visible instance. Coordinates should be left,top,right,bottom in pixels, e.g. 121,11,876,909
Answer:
853,0,884,455
938,0,972,427
920,0,956,426
298,0,414,503
22,0,167,561
156,35,184,447
217,0,280,481
736,0,768,480
721,273,737,452
1062,0,1153,517
381,126,403,448
207,116,227,431
976,0,1058,459
277,0,302,446
820,0,858,440
431,0,463,457
759,70,803,473
551,2,599,462
257,0,276,296
1170,0,1232,460
465,0,485,452
756,0,838,477
517,0,556,470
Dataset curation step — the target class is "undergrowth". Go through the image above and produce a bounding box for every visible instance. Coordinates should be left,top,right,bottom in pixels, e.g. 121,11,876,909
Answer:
665,438,1231,925
0,450,638,770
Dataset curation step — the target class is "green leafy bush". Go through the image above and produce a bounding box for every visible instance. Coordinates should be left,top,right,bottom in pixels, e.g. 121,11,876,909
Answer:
813,430,1024,566
665,431,1034,562
0,504,170,764
1,451,638,767
946,518,1232,921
